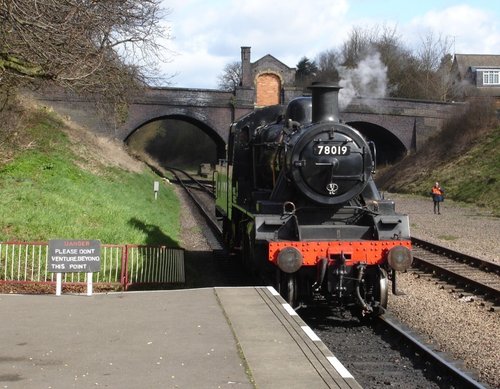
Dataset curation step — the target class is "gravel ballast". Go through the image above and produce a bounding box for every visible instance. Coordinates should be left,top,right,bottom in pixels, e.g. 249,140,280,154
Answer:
387,192,499,263
385,193,499,388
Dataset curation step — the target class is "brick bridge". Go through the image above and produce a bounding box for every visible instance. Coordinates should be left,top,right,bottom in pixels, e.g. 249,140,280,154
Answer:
35,86,464,163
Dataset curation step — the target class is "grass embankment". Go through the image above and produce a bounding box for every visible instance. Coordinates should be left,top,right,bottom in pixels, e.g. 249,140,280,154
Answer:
0,103,181,246
376,100,500,214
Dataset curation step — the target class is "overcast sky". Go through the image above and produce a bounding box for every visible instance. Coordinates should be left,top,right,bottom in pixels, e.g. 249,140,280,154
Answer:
158,0,500,89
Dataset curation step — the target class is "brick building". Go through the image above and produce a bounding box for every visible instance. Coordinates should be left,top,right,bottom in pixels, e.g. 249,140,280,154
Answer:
239,46,301,107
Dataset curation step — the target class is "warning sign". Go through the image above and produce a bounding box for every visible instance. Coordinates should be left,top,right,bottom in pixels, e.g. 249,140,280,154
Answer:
48,240,101,273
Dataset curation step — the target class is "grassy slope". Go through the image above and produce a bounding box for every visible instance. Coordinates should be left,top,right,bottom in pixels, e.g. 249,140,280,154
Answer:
0,103,181,246
376,103,500,213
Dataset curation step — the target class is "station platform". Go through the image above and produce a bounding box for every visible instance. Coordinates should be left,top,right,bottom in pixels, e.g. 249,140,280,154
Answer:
0,287,361,388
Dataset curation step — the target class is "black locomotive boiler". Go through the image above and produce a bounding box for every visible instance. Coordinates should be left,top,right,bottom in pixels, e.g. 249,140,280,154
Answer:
215,82,412,315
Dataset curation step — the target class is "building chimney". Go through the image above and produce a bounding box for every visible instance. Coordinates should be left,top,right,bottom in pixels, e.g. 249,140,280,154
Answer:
241,46,252,88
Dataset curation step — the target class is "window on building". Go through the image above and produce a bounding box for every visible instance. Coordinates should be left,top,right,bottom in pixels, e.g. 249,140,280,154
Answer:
483,70,500,85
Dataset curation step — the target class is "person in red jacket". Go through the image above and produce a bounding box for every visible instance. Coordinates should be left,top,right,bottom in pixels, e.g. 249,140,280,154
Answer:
430,182,445,214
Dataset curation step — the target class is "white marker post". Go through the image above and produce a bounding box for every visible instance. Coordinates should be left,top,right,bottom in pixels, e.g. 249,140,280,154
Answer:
56,273,62,296
87,272,93,296
154,180,160,200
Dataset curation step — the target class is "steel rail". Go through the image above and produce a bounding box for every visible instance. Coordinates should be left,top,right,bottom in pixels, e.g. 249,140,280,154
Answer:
144,161,221,236
411,237,500,308
164,165,215,198
379,313,488,389
164,167,223,238
412,237,500,275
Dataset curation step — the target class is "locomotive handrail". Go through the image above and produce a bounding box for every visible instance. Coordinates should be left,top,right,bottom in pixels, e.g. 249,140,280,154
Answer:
368,141,377,173
212,170,218,196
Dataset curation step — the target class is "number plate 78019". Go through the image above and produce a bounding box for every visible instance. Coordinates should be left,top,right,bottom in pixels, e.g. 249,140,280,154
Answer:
313,144,350,156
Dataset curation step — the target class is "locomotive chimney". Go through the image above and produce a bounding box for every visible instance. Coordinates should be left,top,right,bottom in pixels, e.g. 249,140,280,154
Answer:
309,82,341,123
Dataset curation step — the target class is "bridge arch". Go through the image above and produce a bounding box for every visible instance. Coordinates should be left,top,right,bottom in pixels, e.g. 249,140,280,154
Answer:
347,121,408,165
125,113,226,169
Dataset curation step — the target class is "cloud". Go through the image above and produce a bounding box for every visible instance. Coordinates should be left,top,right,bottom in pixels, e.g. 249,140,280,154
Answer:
159,1,500,88
406,5,500,54
160,0,352,88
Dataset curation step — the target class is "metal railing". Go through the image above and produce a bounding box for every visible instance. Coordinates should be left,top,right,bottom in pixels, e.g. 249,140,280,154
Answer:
0,242,185,290
123,245,185,286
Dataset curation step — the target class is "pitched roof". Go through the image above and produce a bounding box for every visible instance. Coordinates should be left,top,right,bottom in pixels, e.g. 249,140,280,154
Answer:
252,54,294,70
453,54,500,78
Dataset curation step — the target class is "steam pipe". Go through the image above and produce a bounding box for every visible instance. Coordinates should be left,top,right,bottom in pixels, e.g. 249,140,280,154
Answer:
355,264,372,313
309,82,342,123
312,257,328,292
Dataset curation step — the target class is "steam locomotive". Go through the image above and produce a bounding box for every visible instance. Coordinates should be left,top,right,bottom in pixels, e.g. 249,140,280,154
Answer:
215,82,412,315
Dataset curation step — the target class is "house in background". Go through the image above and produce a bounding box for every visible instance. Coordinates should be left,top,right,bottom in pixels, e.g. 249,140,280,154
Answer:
451,54,500,112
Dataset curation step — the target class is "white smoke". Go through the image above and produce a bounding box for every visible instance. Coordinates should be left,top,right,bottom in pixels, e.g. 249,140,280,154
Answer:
337,52,388,110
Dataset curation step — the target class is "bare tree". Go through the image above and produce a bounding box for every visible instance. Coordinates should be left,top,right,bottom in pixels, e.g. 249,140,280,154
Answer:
217,61,242,91
339,26,374,68
0,0,171,107
369,26,418,98
320,25,454,101
416,33,454,100
341,25,410,97
436,53,453,101
315,49,340,82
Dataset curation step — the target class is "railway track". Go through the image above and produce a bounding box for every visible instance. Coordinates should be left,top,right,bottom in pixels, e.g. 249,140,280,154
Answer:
146,162,221,236
147,166,493,387
163,166,224,248
158,165,260,288
304,307,488,388
165,166,215,196
411,237,500,311
304,237,498,387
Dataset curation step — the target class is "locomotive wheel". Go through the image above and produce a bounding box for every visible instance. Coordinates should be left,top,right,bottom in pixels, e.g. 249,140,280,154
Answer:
367,268,388,317
356,267,388,318
277,270,297,308
376,268,389,311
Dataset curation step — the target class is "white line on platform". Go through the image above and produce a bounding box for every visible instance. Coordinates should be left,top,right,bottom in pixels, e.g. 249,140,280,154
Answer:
301,325,321,341
282,303,298,316
266,286,280,296
327,356,354,378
